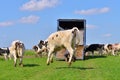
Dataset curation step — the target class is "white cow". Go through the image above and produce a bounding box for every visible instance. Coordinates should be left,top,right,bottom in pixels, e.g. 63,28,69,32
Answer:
112,43,120,55
0,47,10,60
104,43,120,55
44,27,81,66
9,40,25,67
104,44,113,55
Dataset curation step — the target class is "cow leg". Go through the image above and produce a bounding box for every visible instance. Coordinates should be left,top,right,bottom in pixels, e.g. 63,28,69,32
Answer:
64,52,70,62
72,55,76,62
99,49,102,56
13,54,17,67
47,52,52,65
19,57,23,67
106,50,109,55
106,49,109,55
4,53,8,60
85,52,88,56
92,51,94,57
47,47,54,65
66,46,74,66
8,54,12,60
50,54,54,63
112,49,115,56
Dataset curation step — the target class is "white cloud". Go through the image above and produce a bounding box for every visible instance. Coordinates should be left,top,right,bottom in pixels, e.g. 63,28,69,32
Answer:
75,7,110,15
103,33,112,37
0,21,14,27
20,0,59,11
86,24,97,29
19,15,40,24
0,15,40,27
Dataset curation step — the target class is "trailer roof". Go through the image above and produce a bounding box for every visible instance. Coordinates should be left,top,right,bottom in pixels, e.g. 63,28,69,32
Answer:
57,19,86,30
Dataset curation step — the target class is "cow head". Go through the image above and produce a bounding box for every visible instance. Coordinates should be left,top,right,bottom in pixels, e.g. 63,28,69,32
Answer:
38,40,44,48
15,42,24,50
72,27,78,36
33,45,38,52
36,40,48,53
41,40,48,52
107,44,113,50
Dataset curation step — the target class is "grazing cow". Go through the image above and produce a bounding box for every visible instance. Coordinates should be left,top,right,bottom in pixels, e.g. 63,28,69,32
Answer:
0,47,10,60
9,40,25,67
104,43,120,55
33,45,42,57
84,44,104,56
33,40,48,57
112,43,120,51
43,27,81,66
103,44,113,55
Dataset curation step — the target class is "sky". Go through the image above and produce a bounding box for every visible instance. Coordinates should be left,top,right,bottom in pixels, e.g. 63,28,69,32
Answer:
0,0,120,49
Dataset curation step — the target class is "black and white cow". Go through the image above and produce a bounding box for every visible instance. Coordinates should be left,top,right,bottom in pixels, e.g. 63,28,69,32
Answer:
84,44,104,56
33,40,48,57
104,43,120,55
0,47,10,60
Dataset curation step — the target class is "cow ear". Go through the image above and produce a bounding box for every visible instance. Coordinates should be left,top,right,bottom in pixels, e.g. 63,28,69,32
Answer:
72,29,77,35
33,45,36,49
15,42,19,50
45,41,48,47
40,40,44,44
33,45,38,51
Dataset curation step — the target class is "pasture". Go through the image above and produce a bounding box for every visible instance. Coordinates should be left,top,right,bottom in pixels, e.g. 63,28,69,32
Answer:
0,50,120,80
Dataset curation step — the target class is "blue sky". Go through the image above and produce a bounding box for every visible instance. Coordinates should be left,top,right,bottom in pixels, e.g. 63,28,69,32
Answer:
0,0,120,49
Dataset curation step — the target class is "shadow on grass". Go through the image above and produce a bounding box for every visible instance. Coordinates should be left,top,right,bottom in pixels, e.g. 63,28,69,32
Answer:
56,66,94,70
84,55,107,60
23,64,40,67
0,58,4,61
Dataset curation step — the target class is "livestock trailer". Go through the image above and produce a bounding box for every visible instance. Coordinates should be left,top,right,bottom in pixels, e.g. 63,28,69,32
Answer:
55,19,86,60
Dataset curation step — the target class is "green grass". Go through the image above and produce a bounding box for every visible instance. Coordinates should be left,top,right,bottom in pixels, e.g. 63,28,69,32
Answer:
0,51,120,80
24,50,35,56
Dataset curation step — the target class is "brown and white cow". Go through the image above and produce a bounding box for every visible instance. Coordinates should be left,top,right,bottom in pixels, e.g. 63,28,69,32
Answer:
104,43,120,55
43,27,81,66
9,40,25,67
103,44,113,55
112,43,120,50
111,43,120,55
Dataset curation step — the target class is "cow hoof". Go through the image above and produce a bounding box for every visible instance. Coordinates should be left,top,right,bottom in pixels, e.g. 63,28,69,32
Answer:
21,64,23,67
51,60,53,63
47,63,50,65
72,58,76,62
68,62,72,67
14,63,17,67
19,63,23,67
14,65,17,67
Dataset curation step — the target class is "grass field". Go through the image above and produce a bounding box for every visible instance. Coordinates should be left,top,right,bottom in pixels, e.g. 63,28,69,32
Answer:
0,50,120,80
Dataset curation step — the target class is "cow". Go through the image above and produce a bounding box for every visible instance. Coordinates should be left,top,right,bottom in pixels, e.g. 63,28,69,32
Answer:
84,44,104,56
42,27,81,66
33,40,48,57
112,43,120,54
0,47,10,60
9,40,25,67
103,44,113,55
103,43,120,55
